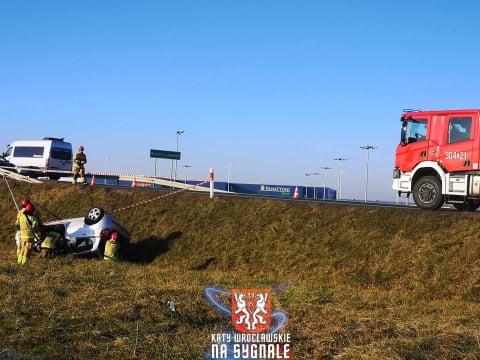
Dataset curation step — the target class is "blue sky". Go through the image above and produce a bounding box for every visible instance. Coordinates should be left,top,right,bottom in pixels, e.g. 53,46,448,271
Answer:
2,0,480,201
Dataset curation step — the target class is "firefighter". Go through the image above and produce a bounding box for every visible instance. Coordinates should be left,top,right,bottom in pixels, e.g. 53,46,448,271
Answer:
16,202,43,265
15,199,29,257
19,198,43,226
104,231,120,261
15,198,42,258
39,226,64,258
72,145,87,185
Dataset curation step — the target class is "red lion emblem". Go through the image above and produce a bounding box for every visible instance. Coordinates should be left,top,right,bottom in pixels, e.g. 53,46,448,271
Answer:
231,288,271,334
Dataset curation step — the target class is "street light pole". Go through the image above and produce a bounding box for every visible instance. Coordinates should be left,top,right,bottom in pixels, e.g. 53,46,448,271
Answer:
104,155,108,184
173,130,185,181
320,167,331,199
333,157,347,200
182,165,191,184
305,173,310,198
227,162,232,192
305,172,320,199
360,145,377,203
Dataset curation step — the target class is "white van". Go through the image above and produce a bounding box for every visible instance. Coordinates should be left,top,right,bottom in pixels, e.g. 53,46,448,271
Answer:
3,137,73,180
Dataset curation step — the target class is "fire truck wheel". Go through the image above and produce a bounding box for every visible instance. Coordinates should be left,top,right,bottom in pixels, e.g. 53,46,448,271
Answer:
412,176,444,210
453,200,480,212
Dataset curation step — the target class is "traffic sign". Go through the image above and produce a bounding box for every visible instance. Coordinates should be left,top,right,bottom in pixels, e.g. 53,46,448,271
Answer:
150,149,181,160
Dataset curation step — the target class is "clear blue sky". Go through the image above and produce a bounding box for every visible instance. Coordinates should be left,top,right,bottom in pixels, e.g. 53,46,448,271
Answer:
2,0,480,201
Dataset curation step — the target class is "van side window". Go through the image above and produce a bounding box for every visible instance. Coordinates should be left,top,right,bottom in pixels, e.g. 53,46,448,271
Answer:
13,146,44,158
51,147,73,161
448,117,472,144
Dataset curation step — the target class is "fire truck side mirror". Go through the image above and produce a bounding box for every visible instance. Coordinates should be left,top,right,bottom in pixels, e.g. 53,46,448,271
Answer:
401,120,408,145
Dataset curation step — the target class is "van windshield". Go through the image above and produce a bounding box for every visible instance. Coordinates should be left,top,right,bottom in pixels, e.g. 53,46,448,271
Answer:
4,146,13,157
51,147,72,161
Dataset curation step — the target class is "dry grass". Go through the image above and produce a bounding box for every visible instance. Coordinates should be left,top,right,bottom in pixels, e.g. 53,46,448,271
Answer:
1,180,480,359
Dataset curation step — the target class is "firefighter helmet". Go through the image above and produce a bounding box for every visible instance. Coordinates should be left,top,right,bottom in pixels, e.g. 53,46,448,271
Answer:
21,198,31,207
25,203,34,214
111,232,118,241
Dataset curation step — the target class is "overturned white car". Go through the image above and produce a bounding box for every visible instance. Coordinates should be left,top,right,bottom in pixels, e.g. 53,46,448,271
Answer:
16,207,130,259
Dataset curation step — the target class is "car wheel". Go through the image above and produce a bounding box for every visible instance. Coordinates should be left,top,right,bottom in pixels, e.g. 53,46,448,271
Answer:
84,207,105,225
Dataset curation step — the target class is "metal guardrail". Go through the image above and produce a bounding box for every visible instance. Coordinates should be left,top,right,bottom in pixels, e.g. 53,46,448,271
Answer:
118,175,228,193
0,167,42,183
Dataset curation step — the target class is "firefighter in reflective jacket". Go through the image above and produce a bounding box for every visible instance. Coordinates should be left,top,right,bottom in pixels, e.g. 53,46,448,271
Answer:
72,145,87,185
40,227,64,258
15,199,29,257
104,231,120,261
15,198,42,259
15,202,43,265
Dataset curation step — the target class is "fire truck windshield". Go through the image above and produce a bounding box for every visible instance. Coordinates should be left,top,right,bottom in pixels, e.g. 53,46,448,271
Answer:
400,117,427,145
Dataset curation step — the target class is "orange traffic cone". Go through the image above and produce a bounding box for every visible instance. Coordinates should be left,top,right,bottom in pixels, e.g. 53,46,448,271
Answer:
90,174,96,187
293,186,300,199
131,178,137,188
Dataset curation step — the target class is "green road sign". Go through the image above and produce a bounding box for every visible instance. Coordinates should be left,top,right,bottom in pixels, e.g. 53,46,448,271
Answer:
150,149,181,160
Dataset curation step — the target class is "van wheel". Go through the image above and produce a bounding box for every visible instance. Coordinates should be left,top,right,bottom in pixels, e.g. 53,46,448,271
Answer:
412,176,444,210
85,207,105,225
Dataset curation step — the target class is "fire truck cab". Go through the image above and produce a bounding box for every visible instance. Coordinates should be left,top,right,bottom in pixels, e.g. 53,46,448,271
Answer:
393,109,480,211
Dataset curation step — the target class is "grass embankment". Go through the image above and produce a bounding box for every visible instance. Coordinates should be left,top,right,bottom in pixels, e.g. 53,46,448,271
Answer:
1,181,480,359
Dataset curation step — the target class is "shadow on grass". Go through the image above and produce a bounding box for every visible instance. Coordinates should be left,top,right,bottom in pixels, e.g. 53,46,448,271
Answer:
126,231,182,264
191,257,217,271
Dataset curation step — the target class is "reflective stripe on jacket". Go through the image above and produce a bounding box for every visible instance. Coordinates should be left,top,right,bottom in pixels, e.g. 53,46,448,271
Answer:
41,231,62,249
17,213,42,242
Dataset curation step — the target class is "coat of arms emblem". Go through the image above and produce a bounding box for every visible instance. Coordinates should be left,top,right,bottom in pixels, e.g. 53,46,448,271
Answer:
231,288,271,334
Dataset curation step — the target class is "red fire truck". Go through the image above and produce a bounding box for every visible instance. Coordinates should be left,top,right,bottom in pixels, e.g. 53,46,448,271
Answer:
393,109,480,211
